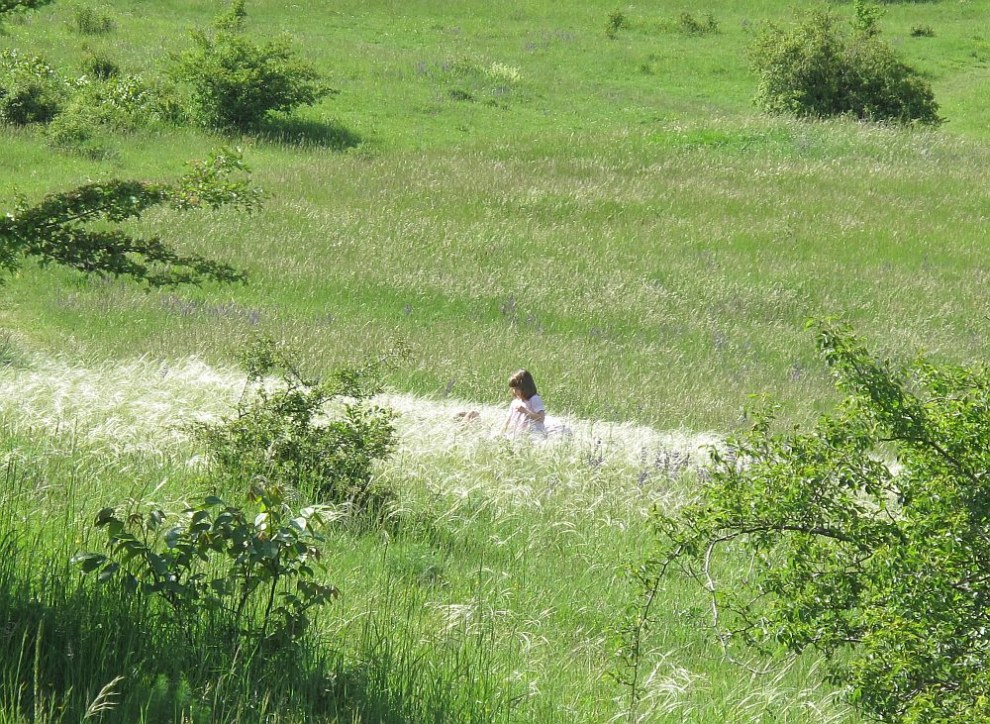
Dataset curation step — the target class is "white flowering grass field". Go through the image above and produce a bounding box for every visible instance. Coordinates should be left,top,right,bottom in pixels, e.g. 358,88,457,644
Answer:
0,354,858,722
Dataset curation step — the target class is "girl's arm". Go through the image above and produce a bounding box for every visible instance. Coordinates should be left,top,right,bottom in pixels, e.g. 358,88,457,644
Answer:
526,396,546,424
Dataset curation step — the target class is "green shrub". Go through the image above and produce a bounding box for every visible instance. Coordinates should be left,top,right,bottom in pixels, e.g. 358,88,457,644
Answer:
74,480,338,649
750,10,941,125
0,0,53,20
192,336,397,510
47,74,185,155
852,0,883,37
605,10,627,40
213,0,247,32
171,29,331,132
45,106,105,157
678,12,719,36
639,322,990,721
0,49,67,125
71,73,184,128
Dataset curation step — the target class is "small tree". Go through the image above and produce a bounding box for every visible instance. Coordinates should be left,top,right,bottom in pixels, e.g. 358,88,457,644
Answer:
0,148,261,286
750,9,941,125
638,322,990,721
171,7,331,133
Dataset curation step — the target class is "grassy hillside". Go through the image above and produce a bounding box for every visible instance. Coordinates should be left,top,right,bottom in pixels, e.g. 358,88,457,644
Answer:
1,0,988,429
0,0,987,720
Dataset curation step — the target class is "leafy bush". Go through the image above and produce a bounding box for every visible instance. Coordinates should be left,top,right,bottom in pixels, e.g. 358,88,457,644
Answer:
638,322,990,721
44,106,106,157
750,10,941,125
171,29,331,132
213,0,247,32
55,73,184,134
852,0,884,37
74,479,338,649
605,10,627,39
0,0,53,19
193,336,398,510
0,49,67,125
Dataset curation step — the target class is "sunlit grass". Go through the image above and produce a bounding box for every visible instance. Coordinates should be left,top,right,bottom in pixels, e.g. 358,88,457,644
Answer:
1,2,989,431
1,0,986,718
0,354,857,721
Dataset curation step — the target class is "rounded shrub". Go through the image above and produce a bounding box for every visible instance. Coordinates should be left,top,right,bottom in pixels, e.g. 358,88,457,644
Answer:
750,10,941,125
171,30,331,133
48,73,185,154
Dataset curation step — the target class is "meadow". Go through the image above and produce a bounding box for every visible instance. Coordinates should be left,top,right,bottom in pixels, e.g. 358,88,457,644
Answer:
0,0,988,720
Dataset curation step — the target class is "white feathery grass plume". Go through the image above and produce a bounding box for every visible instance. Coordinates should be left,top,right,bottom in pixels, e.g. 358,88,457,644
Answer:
83,674,125,719
0,355,722,512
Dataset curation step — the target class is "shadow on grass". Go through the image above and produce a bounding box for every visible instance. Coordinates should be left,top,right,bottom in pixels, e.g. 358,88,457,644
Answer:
0,532,473,722
255,115,362,151
0,531,340,722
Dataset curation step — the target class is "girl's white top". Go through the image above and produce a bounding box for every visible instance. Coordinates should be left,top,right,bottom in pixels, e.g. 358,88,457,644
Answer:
507,393,546,435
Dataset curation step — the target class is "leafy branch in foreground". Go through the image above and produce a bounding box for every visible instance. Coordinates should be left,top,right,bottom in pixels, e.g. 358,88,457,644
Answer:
0,148,262,287
638,321,990,721
73,479,338,652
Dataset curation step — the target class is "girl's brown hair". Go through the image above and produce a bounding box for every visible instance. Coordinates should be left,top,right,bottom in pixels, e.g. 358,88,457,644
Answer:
508,369,538,400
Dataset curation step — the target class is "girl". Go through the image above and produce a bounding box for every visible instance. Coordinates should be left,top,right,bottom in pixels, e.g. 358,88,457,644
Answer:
503,369,546,436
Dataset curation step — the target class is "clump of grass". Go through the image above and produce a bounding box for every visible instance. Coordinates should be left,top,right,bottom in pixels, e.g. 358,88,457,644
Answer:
80,51,120,79
69,3,115,35
678,11,719,36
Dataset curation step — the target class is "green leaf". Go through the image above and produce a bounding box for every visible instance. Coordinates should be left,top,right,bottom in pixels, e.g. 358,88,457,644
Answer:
70,552,106,573
97,562,120,583
94,507,116,526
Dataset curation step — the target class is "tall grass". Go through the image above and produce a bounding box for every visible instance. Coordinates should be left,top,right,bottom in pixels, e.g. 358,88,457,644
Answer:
4,117,989,430
1,1,988,429
0,0,986,719
0,354,857,721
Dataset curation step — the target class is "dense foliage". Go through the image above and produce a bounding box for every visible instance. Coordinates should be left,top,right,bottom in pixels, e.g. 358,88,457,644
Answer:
0,0,52,17
193,336,398,509
0,148,261,286
74,480,338,651
171,26,331,132
642,322,990,720
750,9,941,125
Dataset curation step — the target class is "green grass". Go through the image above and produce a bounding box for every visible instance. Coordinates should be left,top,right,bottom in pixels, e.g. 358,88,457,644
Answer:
1,0,988,719
2,1,988,429
0,355,857,722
